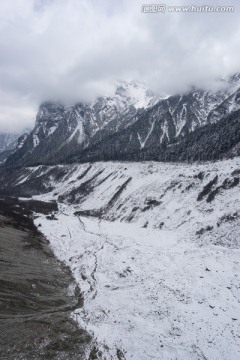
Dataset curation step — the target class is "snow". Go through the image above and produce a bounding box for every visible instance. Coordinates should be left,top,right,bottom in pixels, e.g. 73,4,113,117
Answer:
228,93,240,113
17,134,28,149
160,119,170,143
68,117,85,145
0,132,19,152
48,125,57,135
114,80,160,109
32,134,40,147
32,158,240,359
137,118,157,149
175,103,187,137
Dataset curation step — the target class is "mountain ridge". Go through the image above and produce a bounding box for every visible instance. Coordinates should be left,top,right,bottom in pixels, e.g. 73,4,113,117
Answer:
4,74,240,167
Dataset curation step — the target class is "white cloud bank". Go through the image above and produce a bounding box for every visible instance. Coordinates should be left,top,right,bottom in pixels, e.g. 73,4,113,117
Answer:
0,0,239,132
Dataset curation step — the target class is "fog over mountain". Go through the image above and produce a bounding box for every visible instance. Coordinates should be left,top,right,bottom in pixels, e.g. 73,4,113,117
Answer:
1,2,240,359
0,0,240,132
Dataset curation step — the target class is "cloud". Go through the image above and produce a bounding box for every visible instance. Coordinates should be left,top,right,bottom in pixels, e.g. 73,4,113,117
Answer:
0,0,239,132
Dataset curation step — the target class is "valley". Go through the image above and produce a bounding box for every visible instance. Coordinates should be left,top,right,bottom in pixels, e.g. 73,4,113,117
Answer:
2,158,238,359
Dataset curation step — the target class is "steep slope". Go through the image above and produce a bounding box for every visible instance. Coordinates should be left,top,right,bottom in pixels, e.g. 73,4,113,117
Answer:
5,74,240,167
0,150,14,165
0,158,239,232
76,108,240,163
208,86,240,124
0,132,20,152
0,131,30,165
161,108,240,162
0,158,239,359
6,82,156,167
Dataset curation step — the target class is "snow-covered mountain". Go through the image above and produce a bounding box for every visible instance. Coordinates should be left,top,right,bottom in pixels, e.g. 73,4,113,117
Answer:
5,74,240,167
73,75,240,164
0,157,239,359
1,76,240,359
0,132,25,165
208,87,240,124
6,81,159,167
0,132,20,152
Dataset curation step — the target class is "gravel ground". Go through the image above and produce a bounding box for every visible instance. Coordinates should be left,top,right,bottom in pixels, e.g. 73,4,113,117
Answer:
0,199,92,360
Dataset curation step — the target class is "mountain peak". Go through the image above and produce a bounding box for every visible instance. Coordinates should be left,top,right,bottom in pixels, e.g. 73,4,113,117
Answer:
114,80,157,109
4,72,240,167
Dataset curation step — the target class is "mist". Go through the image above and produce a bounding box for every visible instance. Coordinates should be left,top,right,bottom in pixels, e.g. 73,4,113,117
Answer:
0,0,239,132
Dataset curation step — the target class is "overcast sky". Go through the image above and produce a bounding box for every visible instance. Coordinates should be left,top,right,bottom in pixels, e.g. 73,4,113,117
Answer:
0,0,239,132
